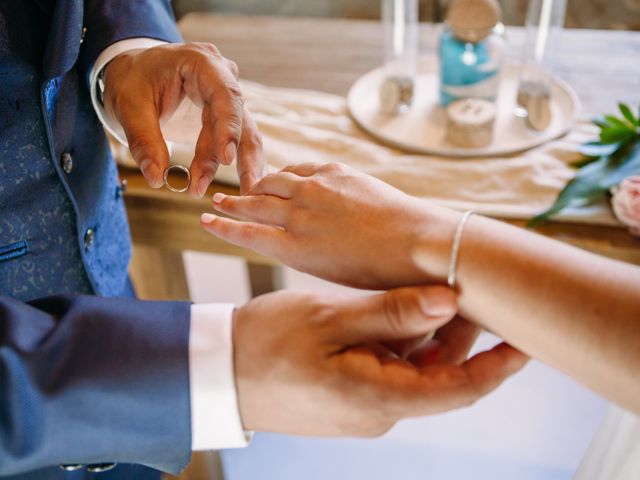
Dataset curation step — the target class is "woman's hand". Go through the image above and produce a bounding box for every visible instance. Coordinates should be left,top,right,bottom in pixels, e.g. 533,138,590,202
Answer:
201,162,459,289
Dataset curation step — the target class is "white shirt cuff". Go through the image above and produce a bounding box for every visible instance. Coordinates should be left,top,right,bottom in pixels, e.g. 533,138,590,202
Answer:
189,304,252,451
89,38,168,146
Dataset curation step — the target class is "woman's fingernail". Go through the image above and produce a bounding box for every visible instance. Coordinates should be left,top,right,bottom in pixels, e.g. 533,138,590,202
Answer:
201,213,217,224
213,192,226,204
197,177,211,197
225,142,237,165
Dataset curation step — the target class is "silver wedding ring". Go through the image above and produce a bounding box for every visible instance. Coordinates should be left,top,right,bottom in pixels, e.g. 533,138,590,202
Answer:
163,164,191,193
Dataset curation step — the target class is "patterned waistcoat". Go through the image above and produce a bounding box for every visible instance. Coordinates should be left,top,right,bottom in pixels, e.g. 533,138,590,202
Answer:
0,0,132,301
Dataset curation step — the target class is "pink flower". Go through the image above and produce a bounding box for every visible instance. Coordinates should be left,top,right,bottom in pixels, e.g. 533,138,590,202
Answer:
611,176,640,237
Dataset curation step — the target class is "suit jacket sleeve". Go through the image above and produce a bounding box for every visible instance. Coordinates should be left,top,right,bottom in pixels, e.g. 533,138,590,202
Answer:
79,0,183,77
0,295,192,476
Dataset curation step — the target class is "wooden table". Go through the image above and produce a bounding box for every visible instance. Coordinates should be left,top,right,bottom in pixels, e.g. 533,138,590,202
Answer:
131,14,639,480
128,13,640,305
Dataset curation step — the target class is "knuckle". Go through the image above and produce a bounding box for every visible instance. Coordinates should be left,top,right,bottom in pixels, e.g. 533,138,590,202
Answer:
216,219,232,236
110,88,137,115
182,45,208,63
308,299,339,327
383,292,408,337
462,393,479,408
185,42,221,57
219,195,235,209
248,130,263,149
225,225,245,242
300,178,324,195
320,162,346,174
356,418,395,438
234,223,255,243
261,172,278,185
238,168,255,185
402,288,427,319
227,59,240,77
285,206,307,230
195,158,219,176
222,79,244,101
316,303,339,324
127,136,156,160
226,121,243,142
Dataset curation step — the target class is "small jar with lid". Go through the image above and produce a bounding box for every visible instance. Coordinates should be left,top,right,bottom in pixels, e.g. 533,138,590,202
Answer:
438,0,506,107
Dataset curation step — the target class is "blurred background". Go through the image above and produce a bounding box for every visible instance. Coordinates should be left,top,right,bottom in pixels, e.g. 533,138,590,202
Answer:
173,0,640,30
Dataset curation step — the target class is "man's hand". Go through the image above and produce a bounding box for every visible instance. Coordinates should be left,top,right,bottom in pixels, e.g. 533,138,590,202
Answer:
103,43,263,196
233,286,528,436
201,162,459,289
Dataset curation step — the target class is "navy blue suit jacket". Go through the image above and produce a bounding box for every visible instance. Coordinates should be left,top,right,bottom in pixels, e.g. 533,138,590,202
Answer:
0,295,191,476
1,0,193,476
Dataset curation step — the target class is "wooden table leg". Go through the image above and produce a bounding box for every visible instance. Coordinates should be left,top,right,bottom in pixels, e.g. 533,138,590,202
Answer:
129,245,191,301
163,452,225,480
247,262,284,297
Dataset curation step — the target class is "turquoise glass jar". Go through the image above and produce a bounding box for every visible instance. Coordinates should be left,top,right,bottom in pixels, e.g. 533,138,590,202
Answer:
438,0,506,107
439,24,505,106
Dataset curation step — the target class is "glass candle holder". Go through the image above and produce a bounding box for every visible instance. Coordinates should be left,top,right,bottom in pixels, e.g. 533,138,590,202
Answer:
380,0,418,115
515,0,567,118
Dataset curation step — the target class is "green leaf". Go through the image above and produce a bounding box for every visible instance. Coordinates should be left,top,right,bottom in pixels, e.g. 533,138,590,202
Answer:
529,140,640,227
578,141,621,158
619,103,638,127
604,115,633,131
600,127,636,145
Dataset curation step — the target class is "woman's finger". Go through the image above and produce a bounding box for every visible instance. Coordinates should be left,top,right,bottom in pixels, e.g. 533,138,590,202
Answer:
213,193,290,227
246,171,306,199
200,213,289,258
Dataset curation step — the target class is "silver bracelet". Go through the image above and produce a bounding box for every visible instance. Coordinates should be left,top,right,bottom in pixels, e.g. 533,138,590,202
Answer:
447,211,475,288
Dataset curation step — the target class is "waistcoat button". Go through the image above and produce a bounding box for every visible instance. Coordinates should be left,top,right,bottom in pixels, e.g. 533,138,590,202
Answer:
61,152,74,174
115,179,128,199
84,228,95,248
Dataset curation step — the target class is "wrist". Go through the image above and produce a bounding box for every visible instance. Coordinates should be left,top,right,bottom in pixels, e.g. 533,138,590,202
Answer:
409,202,462,284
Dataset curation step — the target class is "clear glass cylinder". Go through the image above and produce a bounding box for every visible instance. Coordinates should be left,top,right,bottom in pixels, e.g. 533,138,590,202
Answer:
380,0,418,114
515,0,567,117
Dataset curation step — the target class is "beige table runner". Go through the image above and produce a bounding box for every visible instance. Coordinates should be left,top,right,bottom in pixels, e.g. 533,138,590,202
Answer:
235,81,618,226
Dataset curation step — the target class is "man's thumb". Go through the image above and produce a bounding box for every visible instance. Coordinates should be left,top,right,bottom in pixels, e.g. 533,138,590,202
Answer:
334,286,458,345
116,100,169,189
